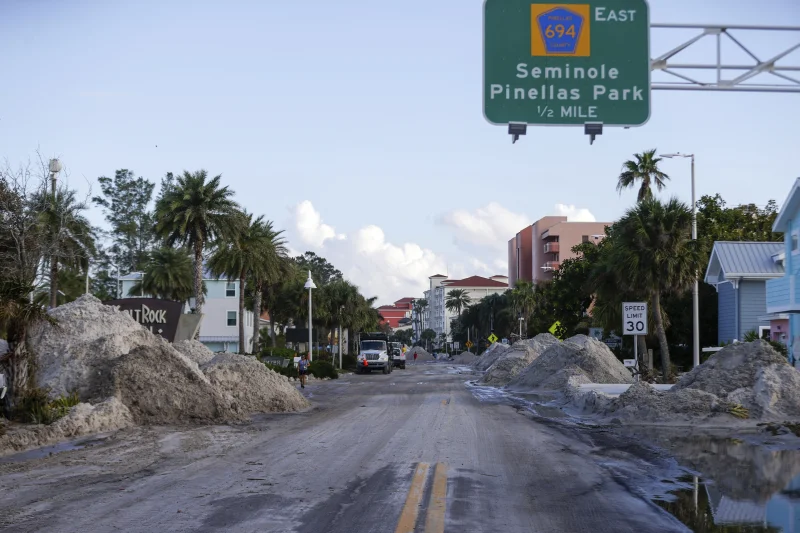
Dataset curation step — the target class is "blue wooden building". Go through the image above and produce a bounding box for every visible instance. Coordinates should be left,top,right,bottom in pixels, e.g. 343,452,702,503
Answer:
766,177,800,364
705,241,784,345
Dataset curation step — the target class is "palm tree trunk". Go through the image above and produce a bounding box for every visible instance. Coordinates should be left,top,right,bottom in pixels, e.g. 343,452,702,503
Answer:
49,258,58,309
193,241,204,315
252,282,262,355
652,291,671,381
239,272,246,354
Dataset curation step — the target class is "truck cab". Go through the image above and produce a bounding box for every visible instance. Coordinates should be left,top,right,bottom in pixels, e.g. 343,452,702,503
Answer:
356,333,393,374
390,342,406,369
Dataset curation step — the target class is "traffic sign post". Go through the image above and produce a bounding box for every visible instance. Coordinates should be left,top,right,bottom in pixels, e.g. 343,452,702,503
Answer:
488,333,499,344
483,0,651,129
622,302,648,382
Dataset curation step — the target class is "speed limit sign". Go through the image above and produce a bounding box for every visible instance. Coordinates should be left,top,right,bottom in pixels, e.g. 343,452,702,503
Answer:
622,302,648,335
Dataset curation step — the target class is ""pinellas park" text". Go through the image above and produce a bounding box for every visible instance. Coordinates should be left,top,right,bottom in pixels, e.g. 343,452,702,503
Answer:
491,63,643,102
489,63,644,119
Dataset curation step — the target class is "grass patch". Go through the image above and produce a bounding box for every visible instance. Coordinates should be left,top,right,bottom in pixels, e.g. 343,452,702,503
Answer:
17,389,80,425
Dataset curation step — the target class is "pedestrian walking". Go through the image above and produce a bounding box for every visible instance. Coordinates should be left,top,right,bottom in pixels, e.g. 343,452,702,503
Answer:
413,350,418,364
298,354,309,388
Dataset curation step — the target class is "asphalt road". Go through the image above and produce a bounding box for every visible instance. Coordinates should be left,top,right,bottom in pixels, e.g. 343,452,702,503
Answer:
0,363,687,533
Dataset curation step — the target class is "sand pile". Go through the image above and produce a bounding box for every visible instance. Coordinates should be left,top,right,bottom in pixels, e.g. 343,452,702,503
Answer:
201,351,308,414
597,341,800,423
482,334,559,386
0,397,134,455
471,342,511,371
173,339,215,367
3,295,309,455
452,351,478,365
410,347,434,362
507,335,633,391
28,294,157,399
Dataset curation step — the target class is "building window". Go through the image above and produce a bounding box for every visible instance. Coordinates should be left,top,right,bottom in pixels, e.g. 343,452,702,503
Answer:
226,282,236,297
582,235,589,243
793,231,799,254
227,311,237,327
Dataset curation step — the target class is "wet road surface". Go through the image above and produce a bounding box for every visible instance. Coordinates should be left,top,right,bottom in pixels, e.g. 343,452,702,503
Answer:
1,364,688,532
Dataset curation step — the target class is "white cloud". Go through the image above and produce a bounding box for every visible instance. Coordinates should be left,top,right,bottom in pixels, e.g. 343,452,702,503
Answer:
552,203,596,222
287,202,447,302
293,200,345,248
438,202,531,251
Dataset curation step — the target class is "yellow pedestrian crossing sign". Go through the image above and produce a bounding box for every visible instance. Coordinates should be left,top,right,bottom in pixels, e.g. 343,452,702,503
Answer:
488,333,498,343
465,340,474,348
548,321,561,335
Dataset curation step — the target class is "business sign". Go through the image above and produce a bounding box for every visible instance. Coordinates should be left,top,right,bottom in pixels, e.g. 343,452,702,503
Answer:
622,302,648,335
483,0,650,126
105,298,183,342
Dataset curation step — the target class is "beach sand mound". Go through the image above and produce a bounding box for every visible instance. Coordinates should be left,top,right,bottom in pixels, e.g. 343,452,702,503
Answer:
507,335,632,391
482,334,560,387
471,342,511,371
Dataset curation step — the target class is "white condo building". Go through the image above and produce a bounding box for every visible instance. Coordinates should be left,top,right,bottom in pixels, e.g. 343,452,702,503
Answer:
118,269,255,353
425,274,509,340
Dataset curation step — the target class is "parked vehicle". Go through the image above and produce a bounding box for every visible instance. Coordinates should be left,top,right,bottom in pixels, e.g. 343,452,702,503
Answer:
390,341,406,369
356,332,393,374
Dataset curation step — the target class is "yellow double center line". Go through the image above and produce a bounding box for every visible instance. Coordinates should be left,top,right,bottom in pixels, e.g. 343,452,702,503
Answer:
394,462,448,533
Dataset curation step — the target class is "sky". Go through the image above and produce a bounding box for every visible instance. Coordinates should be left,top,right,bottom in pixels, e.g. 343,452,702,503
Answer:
1,0,799,303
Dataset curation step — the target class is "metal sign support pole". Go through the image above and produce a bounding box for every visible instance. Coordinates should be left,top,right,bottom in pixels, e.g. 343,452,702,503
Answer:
634,334,639,382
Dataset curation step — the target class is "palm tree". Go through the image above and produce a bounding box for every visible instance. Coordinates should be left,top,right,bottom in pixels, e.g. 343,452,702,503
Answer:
509,280,536,319
616,149,670,202
208,212,278,354
445,289,472,317
607,197,703,381
0,279,55,411
129,247,198,302
31,187,95,308
154,170,241,317
416,298,428,332
248,220,289,354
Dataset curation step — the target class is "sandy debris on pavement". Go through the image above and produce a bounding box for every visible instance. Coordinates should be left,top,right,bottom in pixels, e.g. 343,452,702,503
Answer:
482,334,560,386
410,347,434,362
471,342,511,371
507,335,633,391
173,339,215,367
591,341,800,423
1,295,309,456
452,351,478,364
0,397,133,453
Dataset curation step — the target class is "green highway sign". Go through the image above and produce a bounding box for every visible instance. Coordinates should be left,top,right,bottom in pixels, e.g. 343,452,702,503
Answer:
483,0,650,126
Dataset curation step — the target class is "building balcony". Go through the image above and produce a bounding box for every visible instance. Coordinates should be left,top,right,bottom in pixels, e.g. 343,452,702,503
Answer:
544,242,560,254
542,261,560,271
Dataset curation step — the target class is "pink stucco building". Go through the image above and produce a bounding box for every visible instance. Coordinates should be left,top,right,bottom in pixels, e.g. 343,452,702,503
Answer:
508,216,610,286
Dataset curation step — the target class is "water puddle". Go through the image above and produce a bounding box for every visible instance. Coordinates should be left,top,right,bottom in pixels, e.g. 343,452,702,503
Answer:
638,428,800,532
0,434,110,463
464,380,568,420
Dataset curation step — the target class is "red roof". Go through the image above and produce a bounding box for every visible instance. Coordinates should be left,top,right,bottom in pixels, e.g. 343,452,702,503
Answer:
395,297,415,304
441,275,508,288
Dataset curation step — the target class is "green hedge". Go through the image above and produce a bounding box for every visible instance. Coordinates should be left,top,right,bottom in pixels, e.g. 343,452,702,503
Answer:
260,347,297,359
309,360,338,379
264,363,299,379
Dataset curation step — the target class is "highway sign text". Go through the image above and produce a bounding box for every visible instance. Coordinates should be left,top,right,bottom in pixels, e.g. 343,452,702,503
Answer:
483,0,651,126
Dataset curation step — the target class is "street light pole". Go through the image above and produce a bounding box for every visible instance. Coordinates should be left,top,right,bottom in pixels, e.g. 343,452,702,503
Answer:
304,271,317,362
661,152,700,368
48,158,62,309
